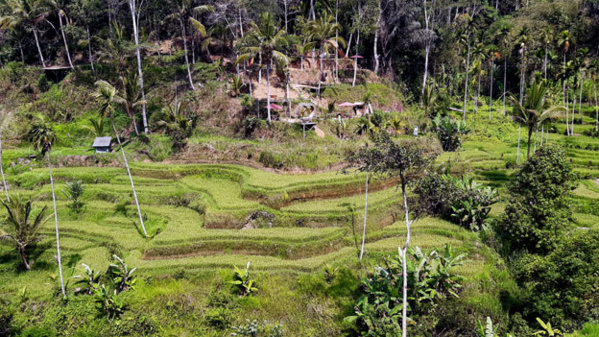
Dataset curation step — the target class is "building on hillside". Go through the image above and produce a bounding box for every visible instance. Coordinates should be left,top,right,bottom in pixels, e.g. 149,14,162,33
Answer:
92,137,112,153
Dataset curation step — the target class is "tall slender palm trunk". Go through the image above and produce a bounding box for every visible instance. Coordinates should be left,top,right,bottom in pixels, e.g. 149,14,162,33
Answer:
318,47,324,98
399,173,412,337
180,20,195,90
266,60,272,123
86,26,95,75
540,125,544,146
533,126,538,154
462,42,471,122
516,125,522,164
48,152,65,297
594,78,598,132
571,96,576,134
527,126,533,159
503,58,507,114
489,64,494,120
58,13,74,69
112,120,148,237
0,123,8,202
352,29,360,87
359,172,369,261
129,0,149,133
33,27,46,68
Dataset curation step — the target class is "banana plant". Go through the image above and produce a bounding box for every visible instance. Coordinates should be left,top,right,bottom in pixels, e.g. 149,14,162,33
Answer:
73,263,101,295
108,255,136,294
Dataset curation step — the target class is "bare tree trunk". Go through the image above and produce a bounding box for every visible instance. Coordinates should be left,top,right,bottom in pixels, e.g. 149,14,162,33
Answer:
180,20,195,90
540,125,544,146
594,78,598,132
128,0,149,133
534,125,538,154
18,41,25,64
58,13,74,69
359,171,369,261
489,63,494,120
112,120,148,237
399,172,412,337
373,6,381,74
0,122,8,202
503,58,507,114
421,0,431,105
345,32,353,56
48,151,65,297
19,246,30,270
86,26,95,75
267,60,272,123
572,95,576,134
353,29,360,87
462,41,471,122
516,125,521,164
33,27,46,68
579,74,583,125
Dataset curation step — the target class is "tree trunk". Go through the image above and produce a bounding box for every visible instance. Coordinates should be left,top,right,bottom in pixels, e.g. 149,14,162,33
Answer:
18,41,25,64
47,151,65,297
58,13,74,69
579,75,583,125
503,58,507,114
18,246,30,270
0,121,9,202
544,44,548,80
516,125,521,164
572,95,575,134
527,126,533,159
267,60,272,123
128,0,149,133
594,78,598,132
489,63,494,120
318,47,324,97
112,119,148,237
534,125,538,154
565,85,570,136
474,72,481,121
373,7,381,74
334,1,339,82
258,52,262,84
540,125,544,146
180,20,195,90
33,27,46,68
462,42,471,122
86,26,95,75
399,172,412,337
345,32,353,57
353,29,360,87
359,171,369,261
421,42,430,105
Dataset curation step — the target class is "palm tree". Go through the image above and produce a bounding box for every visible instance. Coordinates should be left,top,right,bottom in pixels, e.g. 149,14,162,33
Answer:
94,80,148,237
307,14,345,97
510,80,566,159
236,12,289,123
43,0,74,69
166,1,213,90
0,0,49,67
0,115,9,202
0,197,50,270
25,121,65,297
456,14,475,122
126,0,149,133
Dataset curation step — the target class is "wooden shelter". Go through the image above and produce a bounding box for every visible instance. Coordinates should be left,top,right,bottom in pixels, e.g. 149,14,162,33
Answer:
92,137,112,153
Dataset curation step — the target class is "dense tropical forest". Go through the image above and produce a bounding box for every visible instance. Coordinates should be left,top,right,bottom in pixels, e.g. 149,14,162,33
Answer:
1,0,599,336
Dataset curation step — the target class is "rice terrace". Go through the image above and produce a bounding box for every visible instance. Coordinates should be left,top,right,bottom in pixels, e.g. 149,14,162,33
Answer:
2,0,599,336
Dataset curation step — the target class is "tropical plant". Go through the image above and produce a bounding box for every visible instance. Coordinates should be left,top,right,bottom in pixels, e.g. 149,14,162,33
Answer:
62,180,85,212
235,12,289,123
25,121,65,297
230,262,257,296
0,197,49,270
509,80,566,159
535,318,561,336
431,115,470,152
165,0,213,90
94,80,148,237
307,14,345,97
0,0,49,67
82,116,106,137
73,263,101,295
92,284,126,319
108,254,136,294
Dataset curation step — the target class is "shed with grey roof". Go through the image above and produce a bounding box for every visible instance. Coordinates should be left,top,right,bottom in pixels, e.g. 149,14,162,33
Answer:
92,137,112,153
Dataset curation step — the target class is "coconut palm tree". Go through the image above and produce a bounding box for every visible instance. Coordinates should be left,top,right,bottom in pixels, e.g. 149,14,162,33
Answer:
235,12,289,123
510,80,566,159
94,80,148,237
1,197,50,270
25,121,65,297
307,14,345,97
166,1,213,90
43,0,74,68
0,0,49,67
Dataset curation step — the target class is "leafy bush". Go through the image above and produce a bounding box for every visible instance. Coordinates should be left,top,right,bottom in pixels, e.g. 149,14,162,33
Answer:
513,232,599,330
231,319,284,337
205,307,233,328
431,115,470,152
498,144,575,253
415,173,497,231
62,180,85,212
259,151,284,169
346,244,466,335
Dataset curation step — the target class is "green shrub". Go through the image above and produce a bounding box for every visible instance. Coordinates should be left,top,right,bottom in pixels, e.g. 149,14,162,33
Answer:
205,307,233,328
431,115,470,152
259,151,284,169
21,327,58,337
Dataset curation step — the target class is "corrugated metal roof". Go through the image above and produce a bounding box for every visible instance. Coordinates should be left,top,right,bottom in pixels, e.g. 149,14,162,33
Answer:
92,137,112,147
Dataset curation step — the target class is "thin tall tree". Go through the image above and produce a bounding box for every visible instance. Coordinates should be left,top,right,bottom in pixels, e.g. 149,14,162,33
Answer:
307,14,345,98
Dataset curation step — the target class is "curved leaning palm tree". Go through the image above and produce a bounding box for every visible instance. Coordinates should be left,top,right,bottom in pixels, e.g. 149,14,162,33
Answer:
510,80,566,160
94,80,148,238
1,197,50,270
25,121,65,297
165,0,213,90
235,12,289,123
307,14,345,97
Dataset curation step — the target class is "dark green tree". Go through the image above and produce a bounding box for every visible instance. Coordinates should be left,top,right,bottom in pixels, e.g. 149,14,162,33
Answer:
499,144,575,254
